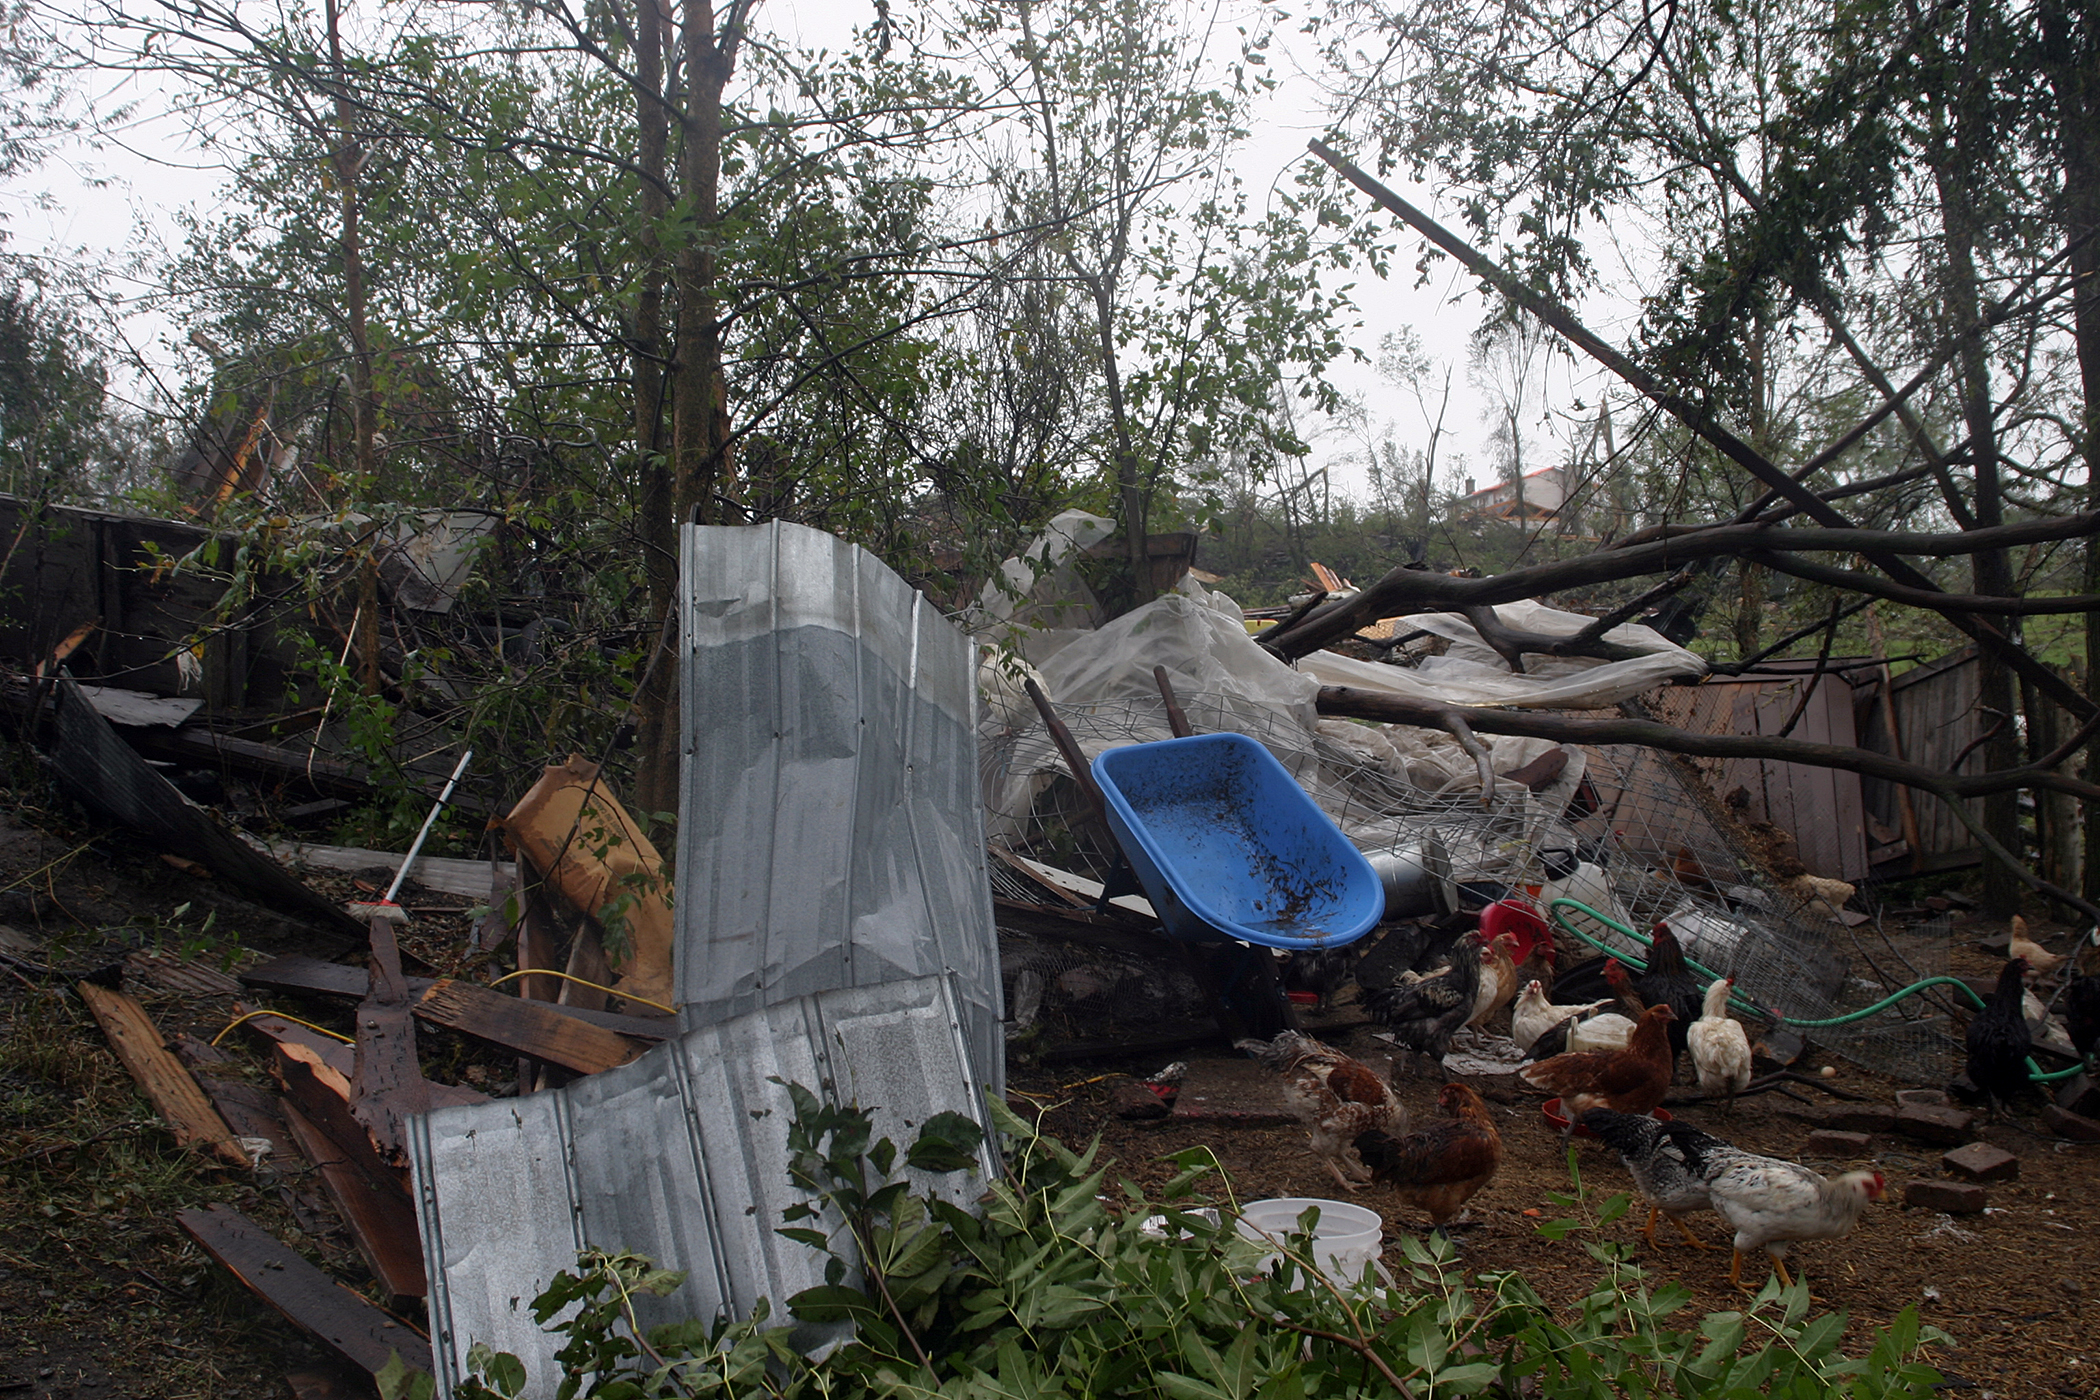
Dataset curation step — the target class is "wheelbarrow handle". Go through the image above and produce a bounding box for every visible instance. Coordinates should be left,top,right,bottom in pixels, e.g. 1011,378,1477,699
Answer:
1152,666,1194,738
1024,678,1110,822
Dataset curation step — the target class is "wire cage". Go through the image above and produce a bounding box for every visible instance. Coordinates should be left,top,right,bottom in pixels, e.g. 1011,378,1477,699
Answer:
981,688,1954,1082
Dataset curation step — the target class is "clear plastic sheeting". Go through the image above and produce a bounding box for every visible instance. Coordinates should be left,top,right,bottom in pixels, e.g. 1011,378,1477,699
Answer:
409,974,993,1398
1297,600,1706,710
677,520,1002,1095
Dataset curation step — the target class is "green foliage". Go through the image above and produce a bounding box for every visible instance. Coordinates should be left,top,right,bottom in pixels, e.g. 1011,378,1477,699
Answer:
425,1086,1949,1400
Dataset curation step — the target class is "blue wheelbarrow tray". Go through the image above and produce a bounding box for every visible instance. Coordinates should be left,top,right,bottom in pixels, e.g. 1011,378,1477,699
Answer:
1091,733,1383,949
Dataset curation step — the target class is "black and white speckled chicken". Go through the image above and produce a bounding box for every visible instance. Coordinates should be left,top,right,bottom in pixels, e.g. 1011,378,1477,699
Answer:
1364,934,1482,1057
1237,1031,1409,1191
1580,1108,1715,1250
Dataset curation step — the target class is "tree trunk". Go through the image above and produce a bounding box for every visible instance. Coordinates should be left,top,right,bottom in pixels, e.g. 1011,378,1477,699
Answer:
1930,13,2022,915
634,0,745,822
2038,0,2100,899
630,0,678,823
325,0,379,694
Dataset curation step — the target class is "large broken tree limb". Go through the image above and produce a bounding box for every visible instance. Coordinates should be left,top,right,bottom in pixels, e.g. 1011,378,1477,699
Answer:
1256,512,2100,657
1314,686,2100,923
1308,140,2100,720
1312,686,2100,803
1745,549,2100,614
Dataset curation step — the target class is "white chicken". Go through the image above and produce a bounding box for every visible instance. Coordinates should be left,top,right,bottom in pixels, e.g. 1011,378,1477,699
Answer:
1687,976,1753,1109
1673,1131,1885,1290
1510,980,1613,1054
1565,1011,1637,1054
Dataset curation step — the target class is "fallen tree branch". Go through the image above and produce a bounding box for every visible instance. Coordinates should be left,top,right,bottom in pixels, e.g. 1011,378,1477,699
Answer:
1263,512,2100,659
1310,686,2100,805
1307,139,2099,721
1747,548,2100,614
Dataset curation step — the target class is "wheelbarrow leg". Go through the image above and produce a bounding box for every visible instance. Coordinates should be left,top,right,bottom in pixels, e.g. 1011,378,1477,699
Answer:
1180,941,1299,1041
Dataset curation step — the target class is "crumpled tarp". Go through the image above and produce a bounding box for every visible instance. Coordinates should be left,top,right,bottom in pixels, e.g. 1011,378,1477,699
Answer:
1297,598,1706,710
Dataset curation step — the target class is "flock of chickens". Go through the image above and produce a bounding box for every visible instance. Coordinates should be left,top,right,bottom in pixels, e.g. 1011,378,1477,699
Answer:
1237,916,1902,1291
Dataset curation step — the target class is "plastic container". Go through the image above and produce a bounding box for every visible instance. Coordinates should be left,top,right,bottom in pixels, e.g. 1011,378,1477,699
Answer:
1091,734,1383,949
1235,1197,1383,1287
1480,899,1551,965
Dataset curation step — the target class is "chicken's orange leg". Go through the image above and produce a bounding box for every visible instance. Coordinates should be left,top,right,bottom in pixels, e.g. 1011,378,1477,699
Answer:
1643,1206,1665,1249
1671,1215,1711,1250
1772,1255,1794,1290
1729,1249,1748,1290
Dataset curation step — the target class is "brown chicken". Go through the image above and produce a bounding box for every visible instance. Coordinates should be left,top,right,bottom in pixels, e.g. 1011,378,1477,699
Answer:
1353,1081,1502,1227
1238,1031,1408,1191
1518,1003,1676,1120
1466,932,1522,1030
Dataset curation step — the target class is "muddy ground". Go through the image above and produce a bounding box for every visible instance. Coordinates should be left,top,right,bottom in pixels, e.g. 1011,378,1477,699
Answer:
2,791,2097,1399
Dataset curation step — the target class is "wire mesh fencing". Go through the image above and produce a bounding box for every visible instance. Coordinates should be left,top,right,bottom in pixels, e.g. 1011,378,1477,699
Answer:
981,688,1951,1082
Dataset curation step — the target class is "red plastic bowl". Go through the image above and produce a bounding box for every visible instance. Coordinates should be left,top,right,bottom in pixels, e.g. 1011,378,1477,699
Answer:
1542,1098,1673,1137
1481,899,1551,965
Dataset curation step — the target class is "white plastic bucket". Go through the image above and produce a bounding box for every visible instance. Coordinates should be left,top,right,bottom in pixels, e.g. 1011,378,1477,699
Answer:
1234,1197,1383,1287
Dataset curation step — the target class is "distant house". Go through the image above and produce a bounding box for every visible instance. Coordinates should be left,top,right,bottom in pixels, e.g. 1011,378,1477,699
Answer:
1457,465,1571,526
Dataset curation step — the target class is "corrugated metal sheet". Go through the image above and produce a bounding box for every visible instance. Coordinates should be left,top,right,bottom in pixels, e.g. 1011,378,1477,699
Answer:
676,521,1003,1095
410,973,992,1395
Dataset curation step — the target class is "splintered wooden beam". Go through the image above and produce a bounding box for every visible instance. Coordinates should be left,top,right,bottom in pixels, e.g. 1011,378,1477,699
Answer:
176,1203,432,1377
279,1097,427,1301
77,982,251,1170
241,955,673,1039
417,978,649,1075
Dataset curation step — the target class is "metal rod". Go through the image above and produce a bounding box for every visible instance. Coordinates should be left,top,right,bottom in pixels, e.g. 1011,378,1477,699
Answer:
381,747,474,905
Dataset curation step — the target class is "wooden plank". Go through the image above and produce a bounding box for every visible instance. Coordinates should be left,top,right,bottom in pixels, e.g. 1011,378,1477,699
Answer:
172,1034,302,1169
279,1098,426,1300
126,948,245,998
267,840,516,901
271,1043,414,1209
77,982,250,1170
232,1000,359,1079
174,1203,431,1377
241,955,673,1040
416,978,648,1075
349,915,428,1164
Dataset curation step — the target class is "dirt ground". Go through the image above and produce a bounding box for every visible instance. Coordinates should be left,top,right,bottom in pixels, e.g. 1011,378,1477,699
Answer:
1011,959,2100,1400
3,787,2098,1399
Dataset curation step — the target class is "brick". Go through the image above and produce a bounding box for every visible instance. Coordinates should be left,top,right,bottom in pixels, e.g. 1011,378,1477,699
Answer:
1941,1142,2019,1182
1903,1180,1987,1214
2042,1103,2100,1143
2056,1072,2100,1119
1109,1081,1171,1120
1895,1088,1948,1108
1804,1129,1872,1157
1894,1101,1975,1145
1169,1059,1295,1127
1819,1103,1898,1134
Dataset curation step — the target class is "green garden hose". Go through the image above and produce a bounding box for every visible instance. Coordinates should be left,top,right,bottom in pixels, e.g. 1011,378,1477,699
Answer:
1543,897,2083,1084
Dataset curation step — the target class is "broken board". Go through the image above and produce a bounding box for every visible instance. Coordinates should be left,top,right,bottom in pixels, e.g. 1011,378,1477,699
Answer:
279,1098,426,1301
241,955,672,1040
175,1203,431,1376
77,982,250,1169
416,978,648,1075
